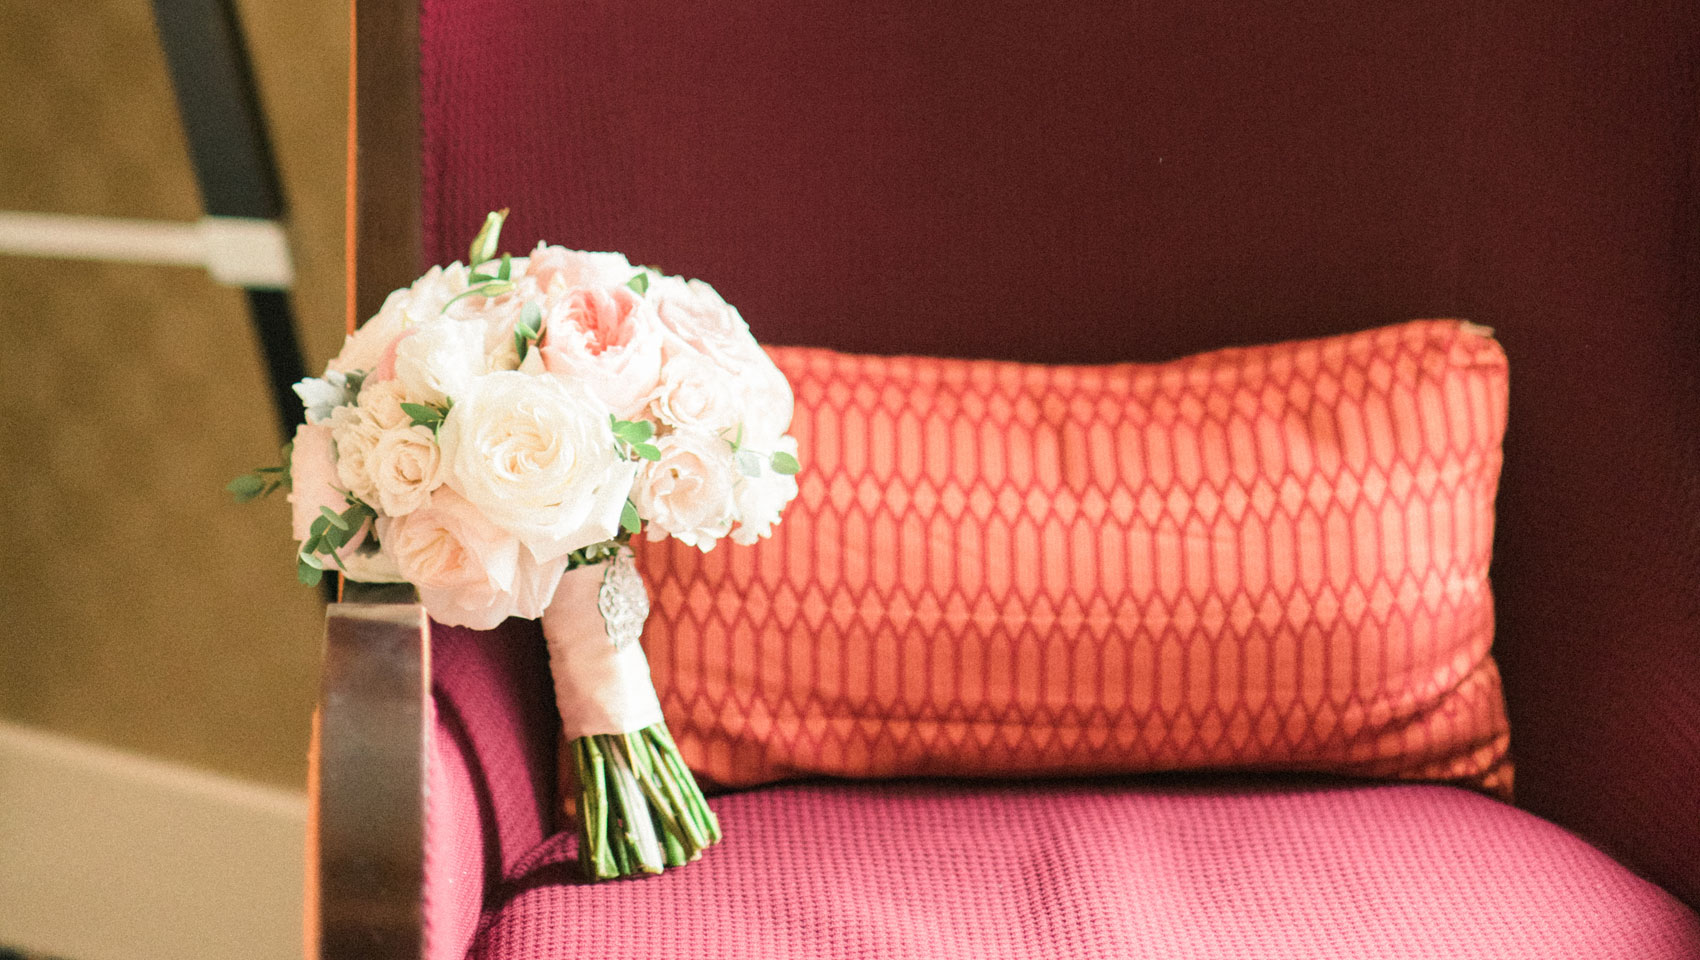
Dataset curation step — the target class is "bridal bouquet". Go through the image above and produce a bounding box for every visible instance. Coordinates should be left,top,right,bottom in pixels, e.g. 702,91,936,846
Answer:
231,211,799,879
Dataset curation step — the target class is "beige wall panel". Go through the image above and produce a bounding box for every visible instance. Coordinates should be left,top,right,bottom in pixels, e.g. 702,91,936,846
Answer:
0,0,352,788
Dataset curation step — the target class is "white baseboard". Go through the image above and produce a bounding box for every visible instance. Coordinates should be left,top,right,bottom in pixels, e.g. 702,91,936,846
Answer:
0,721,305,960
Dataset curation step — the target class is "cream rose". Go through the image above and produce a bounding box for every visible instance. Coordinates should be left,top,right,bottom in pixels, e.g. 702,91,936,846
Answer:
327,379,414,504
394,317,490,406
286,422,404,581
633,429,737,550
328,404,384,506
731,435,800,546
355,378,412,430
438,371,637,562
646,351,740,433
538,285,664,419
369,424,445,517
378,487,567,628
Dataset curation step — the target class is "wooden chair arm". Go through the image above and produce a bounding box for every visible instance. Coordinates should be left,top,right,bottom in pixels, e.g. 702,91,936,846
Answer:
308,587,429,960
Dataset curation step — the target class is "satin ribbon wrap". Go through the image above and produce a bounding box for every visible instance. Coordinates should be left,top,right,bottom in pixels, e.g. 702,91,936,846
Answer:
541,549,664,739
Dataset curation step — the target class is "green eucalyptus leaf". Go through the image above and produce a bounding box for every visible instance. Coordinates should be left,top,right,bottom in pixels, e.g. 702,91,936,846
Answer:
298,559,324,586
770,451,801,475
227,474,265,502
320,505,351,531
620,500,642,534
634,443,661,461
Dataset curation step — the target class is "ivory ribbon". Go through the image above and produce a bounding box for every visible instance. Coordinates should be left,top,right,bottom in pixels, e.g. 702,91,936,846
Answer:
540,548,664,739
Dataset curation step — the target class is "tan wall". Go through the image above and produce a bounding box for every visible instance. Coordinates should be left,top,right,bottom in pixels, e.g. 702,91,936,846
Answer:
0,0,349,788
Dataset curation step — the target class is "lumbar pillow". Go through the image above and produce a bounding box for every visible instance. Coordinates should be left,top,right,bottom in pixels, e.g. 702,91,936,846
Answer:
631,319,1511,797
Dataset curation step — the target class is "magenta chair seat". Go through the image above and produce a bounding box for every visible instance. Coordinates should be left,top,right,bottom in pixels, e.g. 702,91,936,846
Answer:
466,780,1700,960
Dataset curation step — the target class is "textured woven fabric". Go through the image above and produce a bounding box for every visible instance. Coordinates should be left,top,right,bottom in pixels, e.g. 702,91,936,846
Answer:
424,619,561,960
419,0,1700,903
471,780,1700,959
631,320,1511,794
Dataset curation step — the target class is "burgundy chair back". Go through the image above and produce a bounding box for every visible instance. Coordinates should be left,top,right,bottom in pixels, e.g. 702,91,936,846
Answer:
417,0,1700,903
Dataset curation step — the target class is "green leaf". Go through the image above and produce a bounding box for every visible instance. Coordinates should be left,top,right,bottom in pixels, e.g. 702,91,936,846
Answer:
320,505,350,531
735,450,763,478
468,208,508,265
298,549,325,570
226,473,265,502
620,500,642,534
297,558,324,586
515,301,544,361
498,252,512,281
611,418,655,444
469,272,495,284
770,451,801,475
625,272,649,295
400,402,446,431
634,442,661,461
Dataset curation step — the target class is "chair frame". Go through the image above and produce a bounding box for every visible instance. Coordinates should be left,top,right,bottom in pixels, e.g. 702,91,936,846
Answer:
307,1,429,958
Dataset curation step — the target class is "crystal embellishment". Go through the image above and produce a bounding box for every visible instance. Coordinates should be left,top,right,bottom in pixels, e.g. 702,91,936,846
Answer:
599,548,650,650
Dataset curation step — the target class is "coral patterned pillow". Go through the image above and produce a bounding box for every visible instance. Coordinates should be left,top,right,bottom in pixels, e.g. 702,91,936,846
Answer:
631,319,1512,797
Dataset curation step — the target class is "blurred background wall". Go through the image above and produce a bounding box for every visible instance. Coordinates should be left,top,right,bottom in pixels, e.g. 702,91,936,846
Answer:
0,0,346,791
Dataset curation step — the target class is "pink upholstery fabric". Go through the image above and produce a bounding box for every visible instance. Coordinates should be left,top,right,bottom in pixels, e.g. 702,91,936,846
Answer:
470,781,1700,959
424,619,561,960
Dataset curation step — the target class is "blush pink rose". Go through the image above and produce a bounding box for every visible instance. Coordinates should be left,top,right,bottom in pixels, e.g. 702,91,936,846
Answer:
650,276,748,356
538,285,664,419
288,423,343,544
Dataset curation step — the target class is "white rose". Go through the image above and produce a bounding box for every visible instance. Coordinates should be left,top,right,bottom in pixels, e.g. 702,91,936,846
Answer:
731,435,800,545
438,371,637,562
393,317,490,406
524,243,637,293
633,429,737,550
646,351,739,433
378,487,567,629
329,263,471,375
369,425,445,517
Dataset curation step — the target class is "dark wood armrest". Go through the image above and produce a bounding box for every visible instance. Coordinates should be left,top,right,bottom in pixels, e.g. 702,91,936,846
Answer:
309,588,429,960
